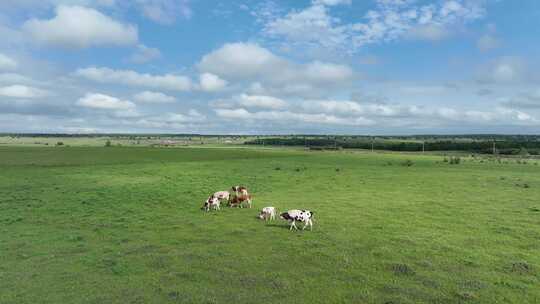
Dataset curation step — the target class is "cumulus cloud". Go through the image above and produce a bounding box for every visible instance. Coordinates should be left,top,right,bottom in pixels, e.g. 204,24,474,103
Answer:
133,91,176,103
76,93,135,109
199,73,227,92
198,42,353,95
237,94,287,110
75,67,192,91
0,53,17,70
0,84,48,98
22,5,138,48
129,44,161,64
199,43,284,78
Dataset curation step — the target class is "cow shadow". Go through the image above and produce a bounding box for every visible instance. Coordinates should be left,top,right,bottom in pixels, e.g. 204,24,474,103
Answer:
263,222,290,230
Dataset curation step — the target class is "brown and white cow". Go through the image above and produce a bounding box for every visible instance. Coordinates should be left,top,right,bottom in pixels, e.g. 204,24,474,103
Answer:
231,186,249,197
228,194,252,208
202,195,220,212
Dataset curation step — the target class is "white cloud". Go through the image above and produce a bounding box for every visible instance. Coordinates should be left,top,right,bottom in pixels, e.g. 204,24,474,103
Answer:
407,24,450,41
199,73,227,92
304,61,353,83
75,67,192,91
0,73,33,84
237,94,287,110
214,108,374,126
76,93,135,109
133,91,176,103
0,53,17,70
0,85,48,98
22,5,138,48
199,43,283,78
129,44,161,63
198,43,353,93
262,0,487,52
313,0,351,6
500,90,540,109
136,0,192,25
264,4,349,51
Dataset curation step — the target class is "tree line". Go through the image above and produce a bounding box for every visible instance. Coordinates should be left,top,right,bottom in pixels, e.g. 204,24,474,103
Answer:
244,137,540,155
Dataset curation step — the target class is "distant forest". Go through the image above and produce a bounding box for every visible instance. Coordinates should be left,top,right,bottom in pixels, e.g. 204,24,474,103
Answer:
244,135,540,155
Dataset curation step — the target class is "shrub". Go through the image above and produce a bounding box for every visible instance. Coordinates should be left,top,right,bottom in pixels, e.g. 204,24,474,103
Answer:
449,156,461,165
56,141,64,146
105,140,112,147
401,159,414,167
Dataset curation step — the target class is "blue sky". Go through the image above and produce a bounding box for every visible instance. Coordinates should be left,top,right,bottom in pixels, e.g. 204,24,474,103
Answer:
0,0,539,134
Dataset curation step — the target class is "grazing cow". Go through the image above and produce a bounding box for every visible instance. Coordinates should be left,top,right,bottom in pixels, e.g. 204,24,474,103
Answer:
228,194,252,208
258,206,276,221
231,186,249,196
213,191,230,202
202,195,220,212
280,209,314,231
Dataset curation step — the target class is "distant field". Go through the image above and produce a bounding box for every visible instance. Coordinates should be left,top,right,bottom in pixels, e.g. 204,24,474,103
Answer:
1,146,539,303
0,136,249,147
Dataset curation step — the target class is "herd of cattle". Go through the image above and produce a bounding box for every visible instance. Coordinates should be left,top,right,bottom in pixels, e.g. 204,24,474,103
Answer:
202,185,314,231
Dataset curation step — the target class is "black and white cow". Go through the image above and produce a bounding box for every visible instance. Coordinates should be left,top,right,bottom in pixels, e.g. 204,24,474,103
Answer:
280,209,314,231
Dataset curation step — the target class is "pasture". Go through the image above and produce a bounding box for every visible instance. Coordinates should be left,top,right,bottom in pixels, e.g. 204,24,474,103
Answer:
1,146,539,303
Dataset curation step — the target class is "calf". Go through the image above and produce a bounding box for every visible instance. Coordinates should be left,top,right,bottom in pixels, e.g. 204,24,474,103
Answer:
258,206,276,221
280,209,314,231
202,195,220,212
228,194,252,208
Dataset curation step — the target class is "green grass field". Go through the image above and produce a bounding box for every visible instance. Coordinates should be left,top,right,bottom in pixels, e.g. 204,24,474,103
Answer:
1,146,539,303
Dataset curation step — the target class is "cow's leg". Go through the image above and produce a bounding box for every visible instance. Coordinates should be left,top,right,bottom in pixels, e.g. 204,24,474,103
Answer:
248,199,252,208
309,219,313,230
302,221,308,230
290,221,297,230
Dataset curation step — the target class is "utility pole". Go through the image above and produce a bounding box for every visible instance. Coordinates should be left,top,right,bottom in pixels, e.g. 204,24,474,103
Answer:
422,141,425,154
371,136,374,153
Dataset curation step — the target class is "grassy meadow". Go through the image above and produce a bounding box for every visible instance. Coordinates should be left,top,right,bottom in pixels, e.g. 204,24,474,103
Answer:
1,146,539,303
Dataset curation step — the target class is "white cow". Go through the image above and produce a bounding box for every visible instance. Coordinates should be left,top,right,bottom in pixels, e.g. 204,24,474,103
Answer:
258,206,276,221
280,209,314,231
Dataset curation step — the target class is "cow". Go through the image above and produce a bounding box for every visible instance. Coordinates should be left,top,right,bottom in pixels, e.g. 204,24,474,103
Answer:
231,186,249,197
280,209,314,231
258,206,276,221
228,194,252,208
213,191,230,202
202,195,220,212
